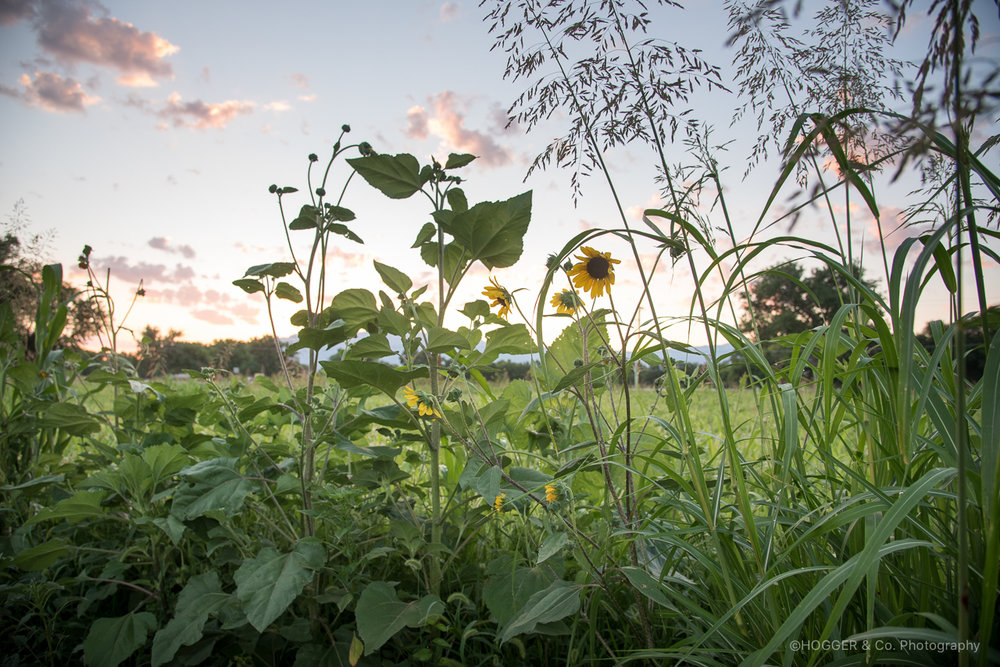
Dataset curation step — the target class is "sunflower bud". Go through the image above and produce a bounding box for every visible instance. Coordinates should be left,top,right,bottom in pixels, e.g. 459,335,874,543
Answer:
342,124,351,133
308,153,318,163
358,141,373,156
315,187,326,197
268,184,278,194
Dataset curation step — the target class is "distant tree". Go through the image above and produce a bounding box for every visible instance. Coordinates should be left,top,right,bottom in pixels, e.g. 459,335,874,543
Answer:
1,200,103,349
739,260,878,371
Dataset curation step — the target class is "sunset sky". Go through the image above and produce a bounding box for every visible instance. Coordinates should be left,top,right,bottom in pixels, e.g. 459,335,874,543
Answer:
1,0,998,351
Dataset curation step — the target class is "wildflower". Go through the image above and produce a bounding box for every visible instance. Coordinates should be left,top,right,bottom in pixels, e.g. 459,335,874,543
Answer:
403,386,440,419
482,277,513,320
568,246,621,299
494,492,507,512
550,289,583,315
545,484,558,503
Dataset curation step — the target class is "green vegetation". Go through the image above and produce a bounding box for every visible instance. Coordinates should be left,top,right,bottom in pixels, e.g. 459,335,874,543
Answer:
2,1,998,665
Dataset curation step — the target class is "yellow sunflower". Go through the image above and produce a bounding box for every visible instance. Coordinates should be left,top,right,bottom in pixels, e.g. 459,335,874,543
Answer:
568,246,621,299
482,277,513,320
494,492,507,512
550,289,583,315
545,484,558,503
403,386,440,419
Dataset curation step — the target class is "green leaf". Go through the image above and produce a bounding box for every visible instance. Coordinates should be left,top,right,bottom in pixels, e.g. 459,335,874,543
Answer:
460,299,491,320
499,580,579,643
346,334,396,360
412,222,436,248
373,261,412,294
537,533,569,565
275,282,304,303
621,566,671,609
327,223,364,244
355,581,444,655
446,187,468,212
483,555,555,627
289,204,320,230
426,326,469,354
327,289,378,336
245,262,296,278
151,573,231,667
233,278,265,294
142,443,190,488
35,401,100,435
170,458,255,520
444,153,476,169
438,191,531,269
10,538,68,570
234,539,326,632
348,154,424,199
320,360,427,397
552,362,603,393
26,490,107,525
84,612,158,667
325,204,356,222
480,324,534,363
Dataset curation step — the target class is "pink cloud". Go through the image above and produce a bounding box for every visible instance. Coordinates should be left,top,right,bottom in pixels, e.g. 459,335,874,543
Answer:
191,309,234,326
82,256,194,285
404,105,429,140
440,2,460,22
0,0,34,26
427,91,512,167
0,70,100,112
33,0,178,82
146,92,254,130
148,236,196,259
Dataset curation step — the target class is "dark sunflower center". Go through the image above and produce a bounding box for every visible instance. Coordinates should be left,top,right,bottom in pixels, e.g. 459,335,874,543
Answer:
586,256,611,279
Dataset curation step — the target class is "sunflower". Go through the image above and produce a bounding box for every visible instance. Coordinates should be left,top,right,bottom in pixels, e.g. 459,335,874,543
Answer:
482,277,513,320
494,492,507,512
403,386,440,419
550,289,583,315
545,484,558,503
568,246,621,299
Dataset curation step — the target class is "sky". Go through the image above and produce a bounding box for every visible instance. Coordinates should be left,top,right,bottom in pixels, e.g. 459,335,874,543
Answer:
1,0,998,353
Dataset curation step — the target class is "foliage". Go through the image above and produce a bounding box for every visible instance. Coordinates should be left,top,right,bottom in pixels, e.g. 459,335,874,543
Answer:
1,1,998,665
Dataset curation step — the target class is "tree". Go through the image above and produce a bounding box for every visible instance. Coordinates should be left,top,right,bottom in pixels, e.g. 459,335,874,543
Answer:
739,260,878,370
1,201,103,350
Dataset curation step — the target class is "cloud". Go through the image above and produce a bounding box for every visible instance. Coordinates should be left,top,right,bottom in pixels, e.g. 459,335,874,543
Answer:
33,0,178,83
290,73,309,89
298,93,317,102
77,256,195,285
0,70,100,112
191,309,233,326
404,105,430,140
148,236,196,259
440,2,460,22
0,0,34,26
408,91,513,167
127,92,254,129
264,100,291,112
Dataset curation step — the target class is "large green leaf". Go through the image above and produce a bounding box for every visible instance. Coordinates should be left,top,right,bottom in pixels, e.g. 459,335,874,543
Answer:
84,612,158,667
347,154,424,199
151,573,231,667
355,581,444,655
244,262,296,278
327,289,378,336
498,579,580,643
483,555,555,627
345,334,396,360
10,538,68,570
26,489,107,525
320,360,427,397
373,261,412,295
234,539,326,632
35,401,100,435
170,458,255,520
437,191,531,269
481,324,534,363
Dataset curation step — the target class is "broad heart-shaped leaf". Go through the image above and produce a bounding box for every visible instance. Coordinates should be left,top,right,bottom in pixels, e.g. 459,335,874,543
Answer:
234,539,326,632
233,278,265,294
170,458,255,520
10,538,68,570
426,326,470,354
325,204,356,221
347,153,424,199
320,360,427,397
476,324,534,365
84,612,158,667
483,554,555,627
275,282,303,303
437,191,531,269
537,533,569,565
499,579,580,643
327,288,378,336
444,153,476,169
35,401,100,435
412,222,436,248
244,262,296,278
355,581,444,655
151,573,231,667
289,204,321,230
345,334,396,360
26,489,107,525
373,260,412,294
